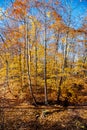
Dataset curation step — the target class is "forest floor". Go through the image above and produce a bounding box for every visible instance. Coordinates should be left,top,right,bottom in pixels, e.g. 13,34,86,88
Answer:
0,99,87,130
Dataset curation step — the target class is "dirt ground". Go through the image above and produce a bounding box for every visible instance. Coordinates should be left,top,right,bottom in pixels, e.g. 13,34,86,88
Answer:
0,100,87,130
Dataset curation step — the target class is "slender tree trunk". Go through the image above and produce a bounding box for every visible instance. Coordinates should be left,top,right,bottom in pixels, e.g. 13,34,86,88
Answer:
63,11,71,71
35,42,38,92
83,33,87,63
83,33,87,77
44,12,48,105
52,30,62,103
25,18,37,105
63,31,69,70
19,47,23,90
55,32,62,103
57,76,63,103
6,60,9,86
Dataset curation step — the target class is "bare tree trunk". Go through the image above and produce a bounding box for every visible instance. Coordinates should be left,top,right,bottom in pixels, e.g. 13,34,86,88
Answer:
83,33,87,63
19,47,23,90
44,12,48,105
35,41,38,92
55,32,62,103
63,9,71,71
57,76,63,103
63,30,69,70
83,33,87,77
6,60,9,86
26,18,37,105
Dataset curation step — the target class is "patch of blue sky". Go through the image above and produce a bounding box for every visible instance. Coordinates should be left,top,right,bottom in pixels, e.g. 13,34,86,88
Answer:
0,0,87,29
0,0,12,8
0,0,5,7
60,0,87,29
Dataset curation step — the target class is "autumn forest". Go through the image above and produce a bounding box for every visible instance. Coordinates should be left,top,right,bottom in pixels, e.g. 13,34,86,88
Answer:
0,0,87,129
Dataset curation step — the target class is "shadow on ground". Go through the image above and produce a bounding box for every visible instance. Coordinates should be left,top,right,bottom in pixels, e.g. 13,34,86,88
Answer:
0,115,87,130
